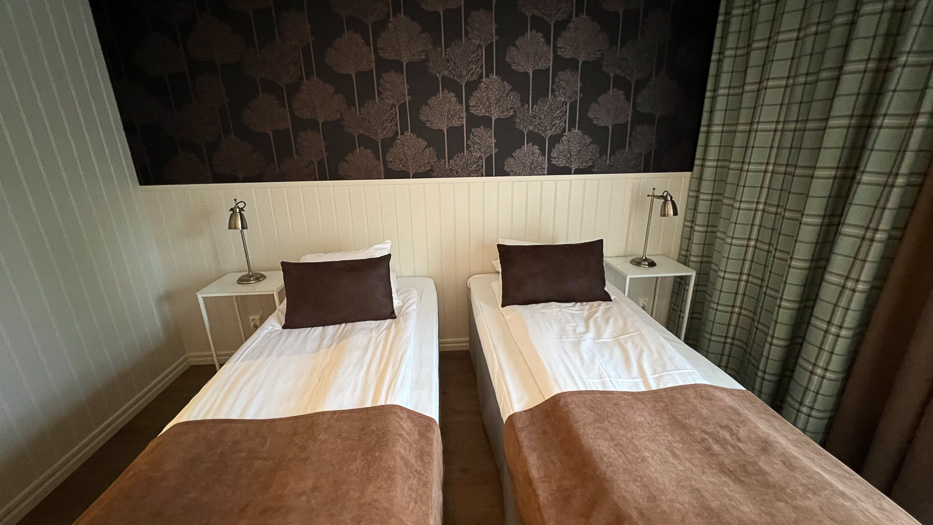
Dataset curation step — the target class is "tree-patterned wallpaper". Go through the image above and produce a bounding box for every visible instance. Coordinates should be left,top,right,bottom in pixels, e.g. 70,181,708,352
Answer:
91,0,719,184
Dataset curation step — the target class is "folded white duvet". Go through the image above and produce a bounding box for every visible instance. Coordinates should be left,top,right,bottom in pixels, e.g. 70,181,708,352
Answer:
166,278,438,431
493,281,710,401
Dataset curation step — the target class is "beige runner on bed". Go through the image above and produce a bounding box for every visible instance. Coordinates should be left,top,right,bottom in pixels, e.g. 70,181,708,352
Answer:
504,384,917,525
76,404,442,525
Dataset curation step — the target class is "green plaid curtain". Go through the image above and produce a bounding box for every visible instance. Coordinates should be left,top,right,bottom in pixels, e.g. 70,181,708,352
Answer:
673,0,933,441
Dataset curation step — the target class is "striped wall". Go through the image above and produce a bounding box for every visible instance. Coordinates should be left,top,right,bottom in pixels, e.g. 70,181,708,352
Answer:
141,172,689,361
0,1,183,522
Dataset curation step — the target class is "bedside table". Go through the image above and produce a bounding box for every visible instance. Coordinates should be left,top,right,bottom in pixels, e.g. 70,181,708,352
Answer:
196,271,284,370
604,256,696,340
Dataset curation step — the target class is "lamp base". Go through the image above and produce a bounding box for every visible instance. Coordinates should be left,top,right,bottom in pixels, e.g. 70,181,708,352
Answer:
237,272,266,285
630,256,657,268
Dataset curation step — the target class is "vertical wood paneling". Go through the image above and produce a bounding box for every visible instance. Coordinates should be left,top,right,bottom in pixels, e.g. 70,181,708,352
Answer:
436,185,452,335
469,183,485,275
393,187,413,274
512,181,527,241
483,182,498,270
453,184,471,338
525,182,542,242
425,183,443,282
0,1,183,520
410,186,428,276
568,180,585,239
498,181,513,240
540,180,556,241
141,172,690,356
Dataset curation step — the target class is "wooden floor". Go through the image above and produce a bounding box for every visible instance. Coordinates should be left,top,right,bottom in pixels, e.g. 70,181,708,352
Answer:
20,351,503,524
440,351,504,524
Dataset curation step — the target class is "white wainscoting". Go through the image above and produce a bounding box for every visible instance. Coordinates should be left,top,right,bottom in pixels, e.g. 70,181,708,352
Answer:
0,1,184,522
141,172,689,358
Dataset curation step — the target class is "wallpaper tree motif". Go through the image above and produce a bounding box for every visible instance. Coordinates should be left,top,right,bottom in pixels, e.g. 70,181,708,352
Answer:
91,0,718,184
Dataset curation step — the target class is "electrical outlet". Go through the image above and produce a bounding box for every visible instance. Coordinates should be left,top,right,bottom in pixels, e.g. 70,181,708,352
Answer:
639,298,650,311
249,314,262,331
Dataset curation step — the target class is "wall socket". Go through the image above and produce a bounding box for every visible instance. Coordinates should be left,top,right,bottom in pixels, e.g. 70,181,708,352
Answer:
639,298,650,311
248,314,262,331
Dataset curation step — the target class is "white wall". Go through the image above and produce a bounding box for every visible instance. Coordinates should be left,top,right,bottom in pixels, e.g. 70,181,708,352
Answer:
0,1,184,522
142,172,689,362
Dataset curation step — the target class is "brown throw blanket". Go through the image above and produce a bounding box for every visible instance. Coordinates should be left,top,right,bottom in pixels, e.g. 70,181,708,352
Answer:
504,385,918,524
77,405,442,524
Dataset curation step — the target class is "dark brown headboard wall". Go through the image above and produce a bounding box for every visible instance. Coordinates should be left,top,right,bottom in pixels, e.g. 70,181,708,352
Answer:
91,0,719,184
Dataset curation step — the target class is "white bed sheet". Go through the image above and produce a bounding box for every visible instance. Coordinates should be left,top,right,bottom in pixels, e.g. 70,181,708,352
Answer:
468,273,741,421
167,277,439,431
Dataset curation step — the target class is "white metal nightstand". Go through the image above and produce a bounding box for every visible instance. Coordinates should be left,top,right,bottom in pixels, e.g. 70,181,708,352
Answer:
604,256,696,340
196,271,284,370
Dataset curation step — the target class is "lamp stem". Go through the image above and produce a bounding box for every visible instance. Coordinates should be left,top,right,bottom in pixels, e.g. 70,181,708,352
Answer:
641,188,656,260
240,229,254,276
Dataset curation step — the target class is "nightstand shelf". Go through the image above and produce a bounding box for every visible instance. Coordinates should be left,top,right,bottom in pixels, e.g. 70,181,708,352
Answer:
604,256,696,340
196,271,284,370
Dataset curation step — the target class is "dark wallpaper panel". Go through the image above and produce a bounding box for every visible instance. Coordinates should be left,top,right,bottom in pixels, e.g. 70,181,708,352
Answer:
91,0,719,184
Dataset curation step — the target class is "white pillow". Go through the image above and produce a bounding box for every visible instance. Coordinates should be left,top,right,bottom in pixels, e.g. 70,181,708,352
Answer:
491,238,538,272
498,238,538,245
299,240,391,263
299,241,399,307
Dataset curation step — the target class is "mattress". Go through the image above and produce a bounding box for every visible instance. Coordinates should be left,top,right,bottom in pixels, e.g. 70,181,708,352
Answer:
168,276,439,429
468,273,740,421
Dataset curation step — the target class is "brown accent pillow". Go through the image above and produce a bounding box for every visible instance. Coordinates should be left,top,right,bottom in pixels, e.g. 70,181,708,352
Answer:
281,254,396,329
497,240,611,306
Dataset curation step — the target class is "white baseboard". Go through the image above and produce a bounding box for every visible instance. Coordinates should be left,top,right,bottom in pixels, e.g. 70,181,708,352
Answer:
186,351,235,366
440,337,469,351
0,355,190,525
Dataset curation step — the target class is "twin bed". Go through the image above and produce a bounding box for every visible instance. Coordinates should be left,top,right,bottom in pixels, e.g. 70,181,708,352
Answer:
468,273,743,523
468,239,916,525
77,240,915,524
78,275,442,524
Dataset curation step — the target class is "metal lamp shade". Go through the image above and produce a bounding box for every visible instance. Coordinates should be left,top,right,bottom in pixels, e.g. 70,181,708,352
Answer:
228,208,248,230
660,194,679,217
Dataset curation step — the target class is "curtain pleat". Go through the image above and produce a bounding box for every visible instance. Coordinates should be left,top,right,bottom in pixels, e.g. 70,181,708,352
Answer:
673,0,933,441
826,173,933,523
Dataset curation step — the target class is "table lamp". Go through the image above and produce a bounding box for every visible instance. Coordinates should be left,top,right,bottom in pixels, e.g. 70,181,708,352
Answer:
630,188,679,268
227,199,266,284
